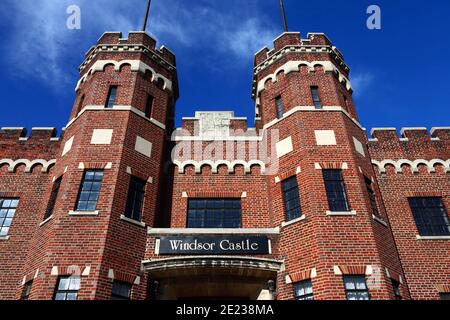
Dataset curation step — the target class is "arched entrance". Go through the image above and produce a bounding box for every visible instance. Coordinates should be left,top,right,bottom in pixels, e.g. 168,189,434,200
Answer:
143,256,283,300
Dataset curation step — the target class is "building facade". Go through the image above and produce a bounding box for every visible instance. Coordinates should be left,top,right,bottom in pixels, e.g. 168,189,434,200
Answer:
0,30,449,300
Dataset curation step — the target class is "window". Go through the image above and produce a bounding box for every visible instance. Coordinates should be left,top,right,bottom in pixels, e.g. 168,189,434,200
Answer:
0,199,19,237
44,176,62,220
105,86,118,108
111,281,132,300
440,293,450,300
145,95,154,118
275,96,283,119
294,280,314,300
323,170,350,212
344,276,370,300
365,177,379,217
21,281,33,300
75,170,104,211
311,86,322,109
125,176,146,221
408,197,450,236
187,199,241,228
391,280,402,300
282,176,302,221
54,276,80,300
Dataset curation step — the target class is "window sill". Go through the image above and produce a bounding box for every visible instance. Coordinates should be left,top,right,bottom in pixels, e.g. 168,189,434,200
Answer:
120,215,146,228
40,215,53,227
281,215,306,227
148,228,280,235
326,210,357,216
0,236,10,241
372,215,388,227
68,210,99,216
416,235,450,241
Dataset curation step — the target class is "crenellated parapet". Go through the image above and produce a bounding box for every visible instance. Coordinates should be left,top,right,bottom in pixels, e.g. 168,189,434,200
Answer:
252,32,350,99
0,128,62,164
368,127,450,174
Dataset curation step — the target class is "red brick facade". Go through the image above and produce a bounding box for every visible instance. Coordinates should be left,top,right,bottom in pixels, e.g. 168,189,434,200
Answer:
0,31,448,300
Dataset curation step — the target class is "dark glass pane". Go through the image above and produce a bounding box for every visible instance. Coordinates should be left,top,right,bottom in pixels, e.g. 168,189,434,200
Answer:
323,170,350,212
294,280,314,300
187,199,241,228
276,96,283,118
106,86,117,108
145,95,154,118
409,197,450,236
282,177,302,221
76,171,103,211
125,176,146,221
0,198,19,236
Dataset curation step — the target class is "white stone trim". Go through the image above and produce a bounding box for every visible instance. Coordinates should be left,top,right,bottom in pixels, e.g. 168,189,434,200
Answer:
147,228,280,235
0,236,10,241
173,160,266,175
255,60,352,95
372,159,450,174
68,210,99,216
296,166,302,174
285,275,292,284
311,268,317,278
90,129,113,145
62,136,74,156
353,137,366,157
373,215,388,227
315,130,337,146
135,136,153,158
76,60,173,92
0,158,56,173
108,269,114,280
281,215,306,227
276,136,293,158
400,127,427,136
40,215,53,227
431,127,450,135
120,215,146,228
182,192,188,198
82,266,91,277
366,265,373,276
333,266,342,275
104,162,113,170
66,105,165,130
78,162,85,170
126,166,132,174
326,210,357,216
241,192,247,198
51,266,59,276
314,163,322,170
416,235,450,240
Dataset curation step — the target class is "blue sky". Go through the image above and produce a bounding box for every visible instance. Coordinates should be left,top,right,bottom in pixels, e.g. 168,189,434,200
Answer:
0,0,449,135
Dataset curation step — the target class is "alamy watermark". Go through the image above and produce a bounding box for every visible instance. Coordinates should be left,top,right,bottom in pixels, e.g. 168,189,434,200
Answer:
367,5,382,30
66,5,81,30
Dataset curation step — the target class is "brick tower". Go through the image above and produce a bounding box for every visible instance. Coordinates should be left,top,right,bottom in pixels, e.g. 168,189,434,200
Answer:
19,32,178,300
252,32,409,300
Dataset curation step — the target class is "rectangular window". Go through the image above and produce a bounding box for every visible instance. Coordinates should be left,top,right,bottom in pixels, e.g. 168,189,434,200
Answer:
391,280,402,300
294,280,314,300
344,276,370,300
408,197,450,236
311,86,322,109
124,176,146,222
145,95,154,118
75,170,104,211
440,293,450,300
111,281,132,300
365,177,379,217
0,198,19,237
21,281,33,300
105,86,118,108
187,199,242,228
282,176,302,221
54,276,80,300
275,96,283,119
323,170,350,212
44,176,62,220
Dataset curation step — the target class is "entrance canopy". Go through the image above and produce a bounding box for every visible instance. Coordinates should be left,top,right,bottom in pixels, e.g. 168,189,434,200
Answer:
142,256,283,300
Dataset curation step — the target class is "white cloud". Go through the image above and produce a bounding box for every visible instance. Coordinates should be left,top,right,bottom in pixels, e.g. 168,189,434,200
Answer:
351,72,375,97
1,0,278,90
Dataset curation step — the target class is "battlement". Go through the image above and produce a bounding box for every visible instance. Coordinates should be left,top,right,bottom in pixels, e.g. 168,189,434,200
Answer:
0,127,64,143
80,31,176,73
368,127,450,160
254,32,337,67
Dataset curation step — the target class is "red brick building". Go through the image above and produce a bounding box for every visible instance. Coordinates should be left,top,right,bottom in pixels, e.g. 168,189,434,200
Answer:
0,30,449,300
